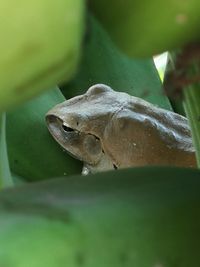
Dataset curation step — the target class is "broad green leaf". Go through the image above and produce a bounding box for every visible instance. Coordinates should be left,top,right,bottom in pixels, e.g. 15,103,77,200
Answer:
63,15,171,110
0,167,199,266
0,0,84,111
89,0,200,57
7,88,82,181
0,113,13,188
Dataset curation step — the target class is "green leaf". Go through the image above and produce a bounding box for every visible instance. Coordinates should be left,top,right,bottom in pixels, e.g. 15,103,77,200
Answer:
0,113,13,188
12,173,26,186
63,15,171,110
0,0,84,111
7,88,82,181
0,167,199,266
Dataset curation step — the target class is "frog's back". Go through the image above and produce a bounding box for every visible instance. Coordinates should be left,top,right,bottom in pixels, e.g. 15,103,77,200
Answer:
103,93,196,168
127,95,194,152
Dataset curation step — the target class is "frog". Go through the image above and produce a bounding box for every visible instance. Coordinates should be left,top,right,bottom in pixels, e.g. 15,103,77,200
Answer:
46,84,196,174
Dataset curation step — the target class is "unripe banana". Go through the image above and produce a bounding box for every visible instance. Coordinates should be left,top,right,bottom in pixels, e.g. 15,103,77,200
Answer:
89,0,200,57
0,0,84,111
0,167,199,266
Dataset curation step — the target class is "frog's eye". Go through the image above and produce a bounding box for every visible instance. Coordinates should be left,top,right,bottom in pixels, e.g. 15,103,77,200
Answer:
62,124,74,132
87,84,113,96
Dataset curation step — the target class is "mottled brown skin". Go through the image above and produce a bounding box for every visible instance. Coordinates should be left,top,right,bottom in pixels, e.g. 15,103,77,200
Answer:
46,84,196,174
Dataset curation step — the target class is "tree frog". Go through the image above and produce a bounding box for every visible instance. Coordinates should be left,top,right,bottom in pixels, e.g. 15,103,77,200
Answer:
46,84,196,174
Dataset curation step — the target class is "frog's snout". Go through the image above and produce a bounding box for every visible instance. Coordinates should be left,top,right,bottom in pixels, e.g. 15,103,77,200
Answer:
46,114,62,141
46,114,74,134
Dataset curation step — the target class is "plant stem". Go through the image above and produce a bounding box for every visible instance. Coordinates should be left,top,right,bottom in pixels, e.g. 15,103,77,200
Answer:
183,84,200,166
165,44,200,167
0,113,13,188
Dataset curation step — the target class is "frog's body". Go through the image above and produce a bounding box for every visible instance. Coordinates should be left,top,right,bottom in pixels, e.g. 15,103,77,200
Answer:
46,84,196,174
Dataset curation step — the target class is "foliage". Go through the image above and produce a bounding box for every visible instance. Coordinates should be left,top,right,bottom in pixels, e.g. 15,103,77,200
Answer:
0,167,199,267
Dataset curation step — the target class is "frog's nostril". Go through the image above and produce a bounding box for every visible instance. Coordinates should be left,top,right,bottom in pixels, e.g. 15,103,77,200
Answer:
46,114,56,124
62,124,74,132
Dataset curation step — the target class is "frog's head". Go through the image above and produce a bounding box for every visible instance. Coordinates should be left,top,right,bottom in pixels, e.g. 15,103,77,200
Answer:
45,84,119,174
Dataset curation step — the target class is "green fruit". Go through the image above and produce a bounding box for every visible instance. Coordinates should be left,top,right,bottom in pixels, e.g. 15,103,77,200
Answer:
89,0,200,57
0,0,84,111
7,87,82,181
63,15,171,110
0,167,199,266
